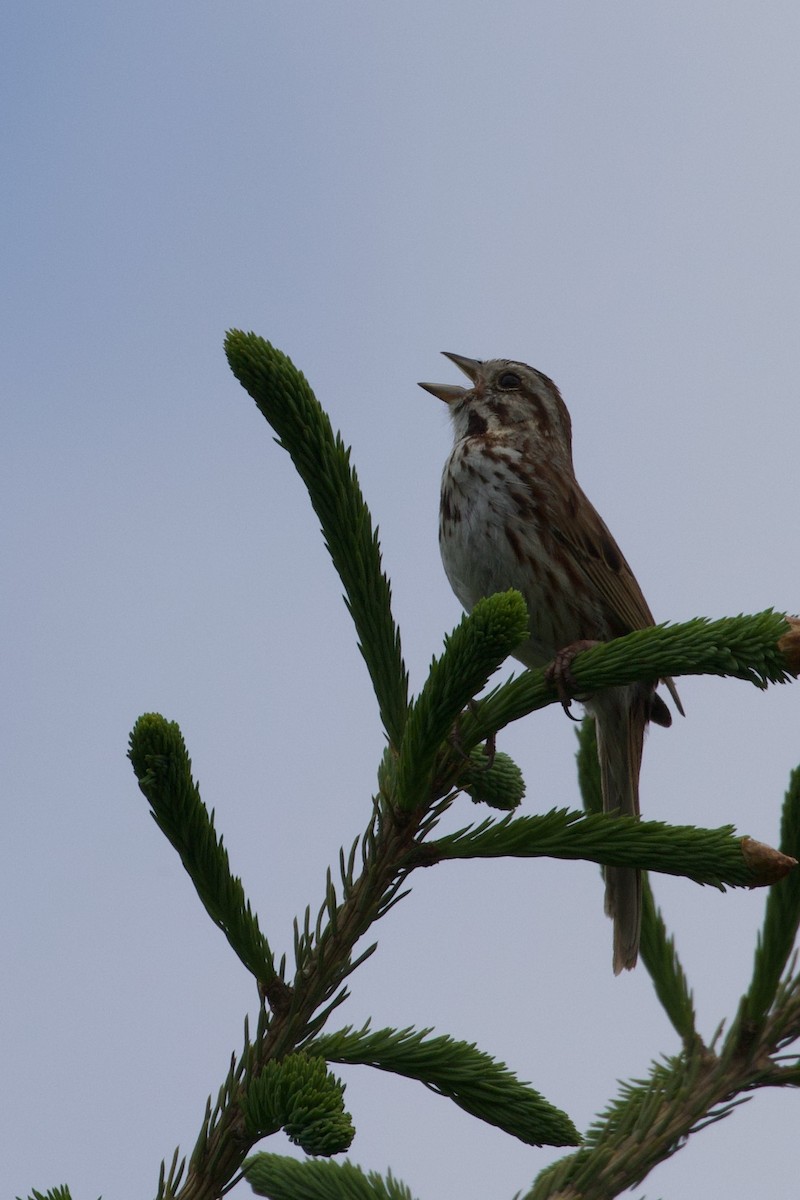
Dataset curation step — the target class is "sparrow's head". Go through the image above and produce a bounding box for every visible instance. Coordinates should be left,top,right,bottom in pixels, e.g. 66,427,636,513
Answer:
419,353,572,453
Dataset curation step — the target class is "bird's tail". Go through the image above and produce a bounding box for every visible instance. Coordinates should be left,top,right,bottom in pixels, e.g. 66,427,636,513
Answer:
592,686,649,974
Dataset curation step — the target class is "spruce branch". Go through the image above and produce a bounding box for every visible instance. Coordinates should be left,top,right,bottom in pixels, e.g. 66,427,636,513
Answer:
243,1154,417,1200
639,882,697,1045
224,330,408,746
460,613,796,748
18,1190,75,1200
394,591,529,812
523,974,800,1200
733,763,800,1038
522,1045,742,1199
156,1144,186,1200
128,713,278,990
562,611,793,691
574,715,602,816
424,808,788,889
309,1023,580,1147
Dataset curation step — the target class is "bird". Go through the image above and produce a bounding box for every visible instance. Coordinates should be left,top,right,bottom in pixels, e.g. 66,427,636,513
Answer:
419,353,682,972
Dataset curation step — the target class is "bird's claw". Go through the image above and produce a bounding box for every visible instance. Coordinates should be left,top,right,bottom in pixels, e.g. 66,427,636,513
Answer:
546,640,601,720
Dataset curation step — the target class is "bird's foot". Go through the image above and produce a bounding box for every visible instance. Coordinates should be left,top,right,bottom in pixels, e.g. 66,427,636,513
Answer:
546,640,601,720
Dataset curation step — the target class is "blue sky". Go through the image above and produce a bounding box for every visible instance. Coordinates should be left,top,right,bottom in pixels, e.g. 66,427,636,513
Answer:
3,4,800,1198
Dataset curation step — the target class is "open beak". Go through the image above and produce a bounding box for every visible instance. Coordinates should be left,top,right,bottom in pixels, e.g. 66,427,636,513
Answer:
418,352,482,404
418,380,467,403
441,352,482,382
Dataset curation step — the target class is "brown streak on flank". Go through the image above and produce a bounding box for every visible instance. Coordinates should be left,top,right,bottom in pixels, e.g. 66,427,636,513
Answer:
559,551,585,595
506,459,547,514
540,562,559,598
509,488,534,517
505,524,527,563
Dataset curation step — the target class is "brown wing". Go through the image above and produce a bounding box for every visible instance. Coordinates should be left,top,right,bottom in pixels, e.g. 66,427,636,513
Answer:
552,480,684,720
552,480,656,637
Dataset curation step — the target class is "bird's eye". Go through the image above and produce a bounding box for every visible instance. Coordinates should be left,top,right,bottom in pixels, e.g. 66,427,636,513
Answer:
497,371,521,390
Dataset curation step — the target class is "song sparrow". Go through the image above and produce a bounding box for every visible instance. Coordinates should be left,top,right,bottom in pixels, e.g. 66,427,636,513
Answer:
419,354,682,973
